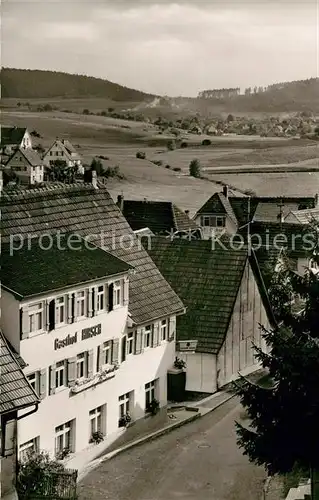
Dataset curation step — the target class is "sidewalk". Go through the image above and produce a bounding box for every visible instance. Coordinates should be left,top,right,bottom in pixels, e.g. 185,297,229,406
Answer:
74,388,235,482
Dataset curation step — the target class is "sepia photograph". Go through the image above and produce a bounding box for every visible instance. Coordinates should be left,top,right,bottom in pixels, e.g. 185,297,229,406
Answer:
0,0,318,499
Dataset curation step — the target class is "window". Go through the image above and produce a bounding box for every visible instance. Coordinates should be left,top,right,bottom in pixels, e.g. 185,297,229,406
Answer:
27,372,39,393
76,290,86,318
76,353,87,379
55,360,66,388
144,325,152,348
216,216,225,228
114,280,122,306
28,302,43,333
55,296,65,325
102,341,112,366
97,285,105,312
55,421,74,456
89,406,103,437
145,380,156,407
119,393,131,421
160,320,167,341
19,437,39,461
49,151,53,156
127,332,134,355
310,258,319,270
201,216,210,227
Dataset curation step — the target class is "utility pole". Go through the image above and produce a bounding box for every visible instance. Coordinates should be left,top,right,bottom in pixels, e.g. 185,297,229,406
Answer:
247,196,251,256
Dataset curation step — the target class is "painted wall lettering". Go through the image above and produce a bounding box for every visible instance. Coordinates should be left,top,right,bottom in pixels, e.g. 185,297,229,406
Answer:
54,333,77,350
82,324,102,341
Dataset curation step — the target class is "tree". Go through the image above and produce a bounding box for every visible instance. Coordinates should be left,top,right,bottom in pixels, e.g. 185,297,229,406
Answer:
227,114,234,122
189,159,201,178
90,157,104,176
167,140,176,151
235,259,319,497
47,160,76,183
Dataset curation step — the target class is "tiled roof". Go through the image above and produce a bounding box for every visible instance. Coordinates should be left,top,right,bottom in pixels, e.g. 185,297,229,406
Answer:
121,199,200,235
1,236,133,298
19,148,43,166
0,184,185,324
147,238,248,354
1,126,27,147
45,139,82,161
253,202,300,223
287,208,319,225
0,331,39,415
248,221,310,256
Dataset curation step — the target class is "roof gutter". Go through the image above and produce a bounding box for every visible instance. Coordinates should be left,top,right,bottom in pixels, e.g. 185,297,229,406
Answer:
17,403,39,421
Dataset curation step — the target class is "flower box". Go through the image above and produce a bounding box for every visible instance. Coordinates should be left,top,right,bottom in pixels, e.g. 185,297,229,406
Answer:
70,364,119,395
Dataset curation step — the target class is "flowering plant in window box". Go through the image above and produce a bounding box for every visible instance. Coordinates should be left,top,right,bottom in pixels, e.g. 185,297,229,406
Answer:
89,431,104,444
70,364,119,394
56,447,71,461
118,412,132,428
146,398,160,415
174,357,186,370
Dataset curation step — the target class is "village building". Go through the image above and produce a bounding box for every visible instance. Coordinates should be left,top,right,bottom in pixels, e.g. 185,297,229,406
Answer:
3,147,44,185
42,139,83,173
0,127,32,156
147,238,275,393
117,195,201,239
0,181,185,462
1,330,39,500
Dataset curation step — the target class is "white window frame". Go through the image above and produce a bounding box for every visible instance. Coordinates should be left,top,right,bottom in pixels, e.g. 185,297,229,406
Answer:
19,437,39,461
201,215,210,227
145,380,156,407
26,371,39,393
144,325,152,348
76,352,87,379
216,215,226,228
102,341,112,366
89,406,103,437
160,320,167,341
119,393,130,419
96,285,105,312
55,360,66,389
127,332,134,355
114,280,122,307
76,290,86,318
28,302,44,334
55,296,66,326
55,421,73,456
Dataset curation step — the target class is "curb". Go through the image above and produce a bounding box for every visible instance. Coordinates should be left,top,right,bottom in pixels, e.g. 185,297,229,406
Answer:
78,393,236,482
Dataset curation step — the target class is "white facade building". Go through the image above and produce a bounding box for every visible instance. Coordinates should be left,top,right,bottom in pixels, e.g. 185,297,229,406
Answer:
1,237,178,460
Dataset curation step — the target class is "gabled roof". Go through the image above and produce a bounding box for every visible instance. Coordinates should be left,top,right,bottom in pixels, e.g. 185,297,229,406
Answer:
1,236,133,299
121,199,200,235
253,202,300,223
1,126,27,147
0,184,185,324
8,147,43,167
195,192,238,226
147,238,249,354
286,208,319,225
0,330,39,415
44,139,82,161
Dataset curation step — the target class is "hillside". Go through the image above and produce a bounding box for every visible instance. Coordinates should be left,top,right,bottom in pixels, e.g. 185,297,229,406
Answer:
1,68,156,101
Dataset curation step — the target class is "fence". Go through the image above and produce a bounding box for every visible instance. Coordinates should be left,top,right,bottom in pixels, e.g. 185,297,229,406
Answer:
17,469,78,500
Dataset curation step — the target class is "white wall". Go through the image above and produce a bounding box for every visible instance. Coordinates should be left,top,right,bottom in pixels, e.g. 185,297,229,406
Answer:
178,351,217,393
0,290,20,352
195,215,237,240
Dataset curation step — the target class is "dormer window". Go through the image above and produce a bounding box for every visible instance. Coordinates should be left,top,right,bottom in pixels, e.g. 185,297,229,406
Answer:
55,296,65,326
97,285,105,312
29,302,43,333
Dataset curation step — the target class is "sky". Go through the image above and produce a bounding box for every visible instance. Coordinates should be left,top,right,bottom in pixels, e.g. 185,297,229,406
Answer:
1,0,318,96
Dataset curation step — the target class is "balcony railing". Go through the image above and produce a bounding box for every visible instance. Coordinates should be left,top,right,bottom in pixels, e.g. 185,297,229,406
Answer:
69,364,119,395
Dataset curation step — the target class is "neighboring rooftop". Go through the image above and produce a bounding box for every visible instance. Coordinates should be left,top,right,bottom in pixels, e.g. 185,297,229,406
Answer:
147,237,272,354
0,330,39,415
119,197,201,236
1,184,185,323
285,207,319,225
1,235,133,299
1,126,27,147
195,191,238,227
7,147,43,166
44,139,82,161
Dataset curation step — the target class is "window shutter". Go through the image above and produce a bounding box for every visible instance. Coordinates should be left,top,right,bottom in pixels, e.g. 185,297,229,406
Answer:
71,294,75,322
87,288,93,317
91,289,96,317
87,349,94,377
153,322,159,347
67,357,76,386
3,419,16,457
134,329,143,354
121,336,127,363
97,345,103,372
21,307,29,339
67,294,72,324
168,316,176,342
48,300,55,331
123,278,129,306
49,364,56,395
45,301,50,331
39,369,47,399
108,283,114,312
111,339,119,365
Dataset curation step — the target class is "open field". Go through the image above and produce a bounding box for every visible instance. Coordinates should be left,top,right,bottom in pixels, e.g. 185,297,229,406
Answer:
2,108,319,216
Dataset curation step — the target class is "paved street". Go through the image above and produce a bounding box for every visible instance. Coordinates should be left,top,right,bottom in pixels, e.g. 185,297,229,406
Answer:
78,397,267,500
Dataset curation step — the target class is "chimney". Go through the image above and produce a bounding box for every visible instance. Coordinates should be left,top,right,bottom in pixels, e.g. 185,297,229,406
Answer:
315,194,319,208
185,210,190,217
61,139,65,144
222,185,229,198
91,170,98,189
117,194,124,211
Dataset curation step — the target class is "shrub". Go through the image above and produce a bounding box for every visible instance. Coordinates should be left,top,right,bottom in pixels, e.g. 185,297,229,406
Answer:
152,160,163,166
174,357,186,369
167,140,176,151
173,167,181,172
118,412,132,428
89,431,104,444
90,157,104,176
165,164,171,169
189,159,202,178
83,108,90,115
136,151,146,159
146,398,160,415
202,139,211,146
180,141,188,148
30,129,41,138
97,155,109,160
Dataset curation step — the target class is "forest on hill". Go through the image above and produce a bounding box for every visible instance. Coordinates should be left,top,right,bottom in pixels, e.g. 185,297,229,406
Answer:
1,68,156,101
